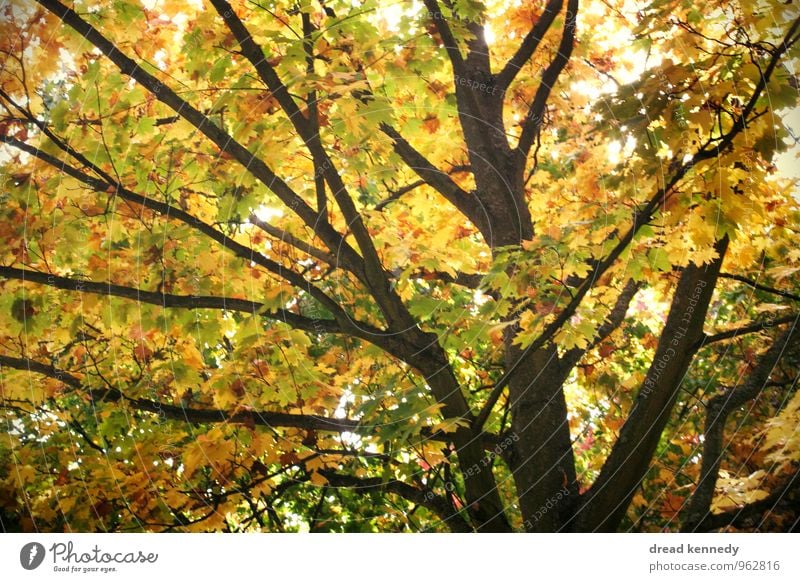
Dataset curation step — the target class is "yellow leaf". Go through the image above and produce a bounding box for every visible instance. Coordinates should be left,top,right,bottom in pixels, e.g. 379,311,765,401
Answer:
431,417,469,434
766,265,800,282
305,456,327,472
15,465,37,485
309,471,328,486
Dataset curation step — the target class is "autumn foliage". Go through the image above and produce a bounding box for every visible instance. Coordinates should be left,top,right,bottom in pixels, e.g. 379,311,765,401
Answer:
1,0,799,532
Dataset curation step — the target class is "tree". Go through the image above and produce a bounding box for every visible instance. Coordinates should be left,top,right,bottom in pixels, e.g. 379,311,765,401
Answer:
0,0,798,533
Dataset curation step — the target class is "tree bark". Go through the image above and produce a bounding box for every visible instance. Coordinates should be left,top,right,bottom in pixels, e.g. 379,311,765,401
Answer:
507,344,578,531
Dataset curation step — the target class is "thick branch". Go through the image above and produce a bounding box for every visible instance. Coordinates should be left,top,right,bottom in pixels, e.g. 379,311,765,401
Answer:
681,327,798,531
318,470,472,532
209,0,410,328
421,0,466,76
424,270,487,292
516,0,579,159
301,10,327,218
0,353,361,433
247,215,336,265
375,165,471,212
495,0,564,93
719,272,800,303
221,15,511,524
701,314,798,346
0,355,470,445
577,237,728,531
380,123,488,234
0,265,341,335
208,0,311,137
0,266,429,366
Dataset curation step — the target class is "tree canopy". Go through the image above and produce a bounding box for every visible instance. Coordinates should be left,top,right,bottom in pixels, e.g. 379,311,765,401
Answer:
1,0,799,532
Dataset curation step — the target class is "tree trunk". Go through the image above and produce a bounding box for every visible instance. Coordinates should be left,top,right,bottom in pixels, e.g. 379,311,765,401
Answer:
507,343,578,531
